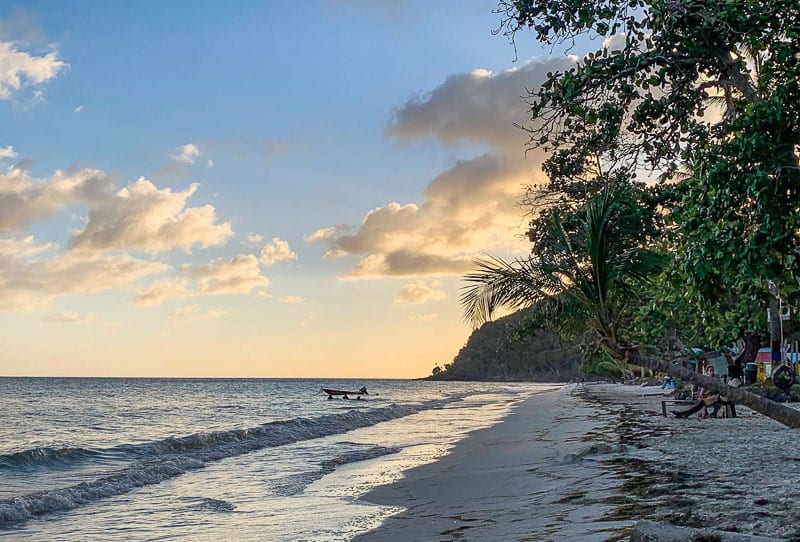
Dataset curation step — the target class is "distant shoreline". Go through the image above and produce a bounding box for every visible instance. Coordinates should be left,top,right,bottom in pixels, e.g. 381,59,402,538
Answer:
0,375,415,380
420,375,573,383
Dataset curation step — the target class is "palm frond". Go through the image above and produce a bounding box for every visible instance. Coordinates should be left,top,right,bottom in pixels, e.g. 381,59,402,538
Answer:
461,256,562,326
461,183,667,358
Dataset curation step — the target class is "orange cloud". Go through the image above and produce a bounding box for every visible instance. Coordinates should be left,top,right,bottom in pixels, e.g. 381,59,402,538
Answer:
309,58,576,279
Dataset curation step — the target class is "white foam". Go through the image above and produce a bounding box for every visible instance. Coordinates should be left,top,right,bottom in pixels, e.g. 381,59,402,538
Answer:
0,397,461,524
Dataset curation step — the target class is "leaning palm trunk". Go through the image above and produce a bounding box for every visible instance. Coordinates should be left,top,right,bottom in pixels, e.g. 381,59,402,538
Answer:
615,346,800,429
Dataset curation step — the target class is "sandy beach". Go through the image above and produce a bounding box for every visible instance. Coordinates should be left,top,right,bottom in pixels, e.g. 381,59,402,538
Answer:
355,385,800,541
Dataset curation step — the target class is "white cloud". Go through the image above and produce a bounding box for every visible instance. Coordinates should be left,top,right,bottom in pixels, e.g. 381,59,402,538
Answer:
386,58,574,149
0,150,241,312
74,105,84,113
304,226,342,243
323,248,346,260
168,304,228,322
0,235,56,258
0,165,112,232
171,143,201,164
0,239,168,311
339,251,475,280
69,177,232,254
244,233,263,247
260,237,298,266
602,33,627,52
394,282,446,304
310,57,576,279
133,278,190,307
155,144,203,178
134,254,268,306
182,254,268,293
0,40,67,100
43,310,95,323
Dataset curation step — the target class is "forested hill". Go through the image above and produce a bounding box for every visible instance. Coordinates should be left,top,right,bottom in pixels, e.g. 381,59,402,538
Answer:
428,310,581,382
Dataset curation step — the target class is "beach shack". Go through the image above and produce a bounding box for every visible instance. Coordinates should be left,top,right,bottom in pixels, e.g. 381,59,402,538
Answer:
756,347,773,383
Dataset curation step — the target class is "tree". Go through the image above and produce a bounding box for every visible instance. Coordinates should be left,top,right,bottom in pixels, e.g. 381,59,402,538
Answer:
463,187,800,427
475,0,800,426
463,186,664,364
496,0,800,345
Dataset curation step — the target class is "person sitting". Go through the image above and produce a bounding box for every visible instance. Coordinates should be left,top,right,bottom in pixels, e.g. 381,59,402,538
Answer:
673,366,736,418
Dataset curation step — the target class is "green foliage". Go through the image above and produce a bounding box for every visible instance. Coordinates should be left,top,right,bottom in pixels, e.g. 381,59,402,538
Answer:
498,0,800,177
431,309,582,381
582,353,629,380
463,186,666,360
495,0,800,351
465,0,800,427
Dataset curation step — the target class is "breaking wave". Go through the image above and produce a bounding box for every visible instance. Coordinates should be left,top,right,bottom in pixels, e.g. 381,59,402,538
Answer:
269,445,400,496
0,447,99,470
0,397,459,524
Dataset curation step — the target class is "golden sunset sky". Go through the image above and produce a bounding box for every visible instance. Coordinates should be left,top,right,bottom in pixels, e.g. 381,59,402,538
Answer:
0,2,596,377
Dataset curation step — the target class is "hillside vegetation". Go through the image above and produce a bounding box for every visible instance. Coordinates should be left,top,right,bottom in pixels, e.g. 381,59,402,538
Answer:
429,310,581,382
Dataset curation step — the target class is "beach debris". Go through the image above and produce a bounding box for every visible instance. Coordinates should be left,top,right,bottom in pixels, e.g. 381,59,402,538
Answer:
630,520,777,541
562,442,627,463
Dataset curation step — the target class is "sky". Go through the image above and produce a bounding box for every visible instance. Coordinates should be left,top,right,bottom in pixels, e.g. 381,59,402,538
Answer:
0,1,595,378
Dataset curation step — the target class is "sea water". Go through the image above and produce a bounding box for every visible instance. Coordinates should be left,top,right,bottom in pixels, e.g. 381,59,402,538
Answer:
0,378,556,541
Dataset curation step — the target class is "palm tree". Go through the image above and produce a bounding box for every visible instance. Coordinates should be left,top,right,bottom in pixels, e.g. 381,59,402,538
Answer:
463,187,662,359
462,188,800,428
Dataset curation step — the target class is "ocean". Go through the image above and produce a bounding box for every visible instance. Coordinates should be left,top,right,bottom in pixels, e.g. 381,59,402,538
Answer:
0,378,554,541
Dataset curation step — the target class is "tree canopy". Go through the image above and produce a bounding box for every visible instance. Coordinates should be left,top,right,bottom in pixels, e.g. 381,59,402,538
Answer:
495,0,800,348
458,0,800,426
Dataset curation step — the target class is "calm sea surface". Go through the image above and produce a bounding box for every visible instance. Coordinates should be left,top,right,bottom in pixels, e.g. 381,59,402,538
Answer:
0,378,556,541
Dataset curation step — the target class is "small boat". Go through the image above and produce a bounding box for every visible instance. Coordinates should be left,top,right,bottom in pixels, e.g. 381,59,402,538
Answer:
321,386,368,400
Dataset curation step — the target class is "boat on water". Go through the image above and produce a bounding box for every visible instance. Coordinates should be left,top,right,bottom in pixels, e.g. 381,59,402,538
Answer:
321,386,368,399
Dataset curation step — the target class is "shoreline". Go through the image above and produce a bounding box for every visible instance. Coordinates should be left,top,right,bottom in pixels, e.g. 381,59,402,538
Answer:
353,386,636,541
353,384,800,541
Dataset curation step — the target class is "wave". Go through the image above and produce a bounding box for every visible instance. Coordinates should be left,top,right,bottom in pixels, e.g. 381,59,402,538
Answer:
0,397,459,524
269,445,400,496
0,405,422,472
180,496,236,513
0,447,99,470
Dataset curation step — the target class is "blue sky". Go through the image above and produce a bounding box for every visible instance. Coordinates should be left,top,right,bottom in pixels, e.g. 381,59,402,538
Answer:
0,1,590,377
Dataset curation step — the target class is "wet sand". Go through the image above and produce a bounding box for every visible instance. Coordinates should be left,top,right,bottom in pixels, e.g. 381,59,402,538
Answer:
354,387,636,541
355,384,799,541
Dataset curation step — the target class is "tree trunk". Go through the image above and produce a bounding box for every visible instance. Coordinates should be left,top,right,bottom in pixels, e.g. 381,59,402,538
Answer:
598,340,800,429
733,332,764,368
636,352,800,429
